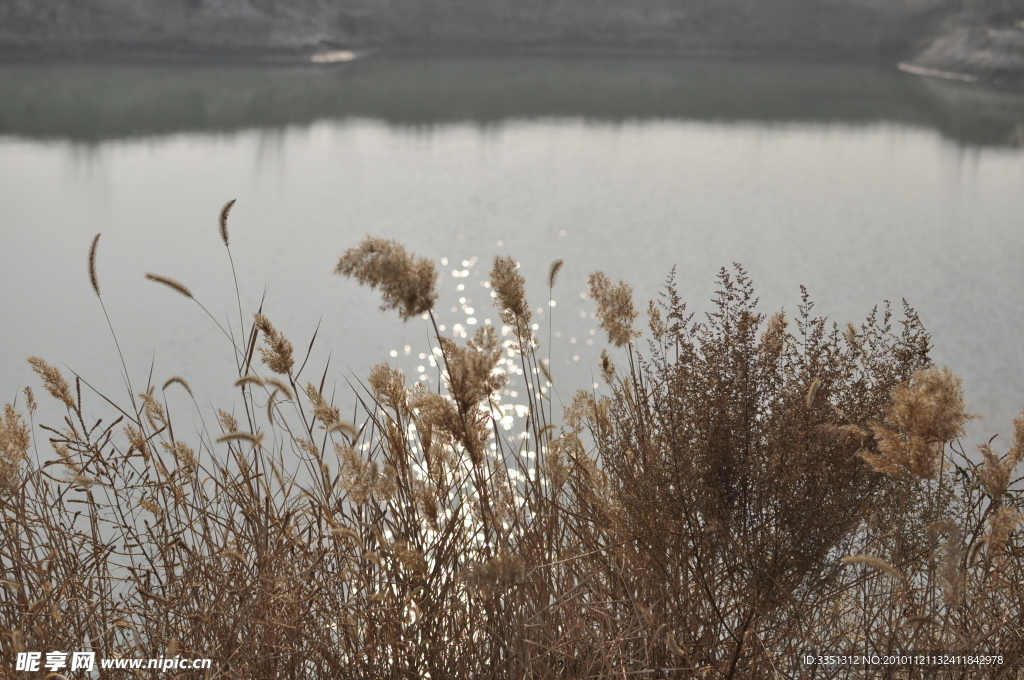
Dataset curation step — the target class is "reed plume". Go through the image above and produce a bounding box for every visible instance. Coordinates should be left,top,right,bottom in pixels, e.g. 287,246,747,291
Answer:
647,299,666,341
861,366,972,479
0,404,30,495
986,506,1023,553
335,237,437,321
26,356,75,410
490,255,531,327
305,383,340,427
979,442,1013,499
22,386,37,414
367,363,408,416
254,313,294,375
162,440,198,469
588,271,638,347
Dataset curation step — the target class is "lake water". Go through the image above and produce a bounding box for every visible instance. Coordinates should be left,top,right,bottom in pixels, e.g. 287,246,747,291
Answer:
2,55,1023,446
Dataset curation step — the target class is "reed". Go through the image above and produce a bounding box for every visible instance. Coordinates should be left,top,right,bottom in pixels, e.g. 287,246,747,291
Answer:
1,216,1022,679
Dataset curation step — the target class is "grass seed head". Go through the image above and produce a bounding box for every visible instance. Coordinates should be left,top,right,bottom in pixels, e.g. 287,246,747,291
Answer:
0,404,30,495
88,233,101,296
368,364,408,416
219,199,236,247
305,383,340,427
162,376,193,397
979,443,1012,499
986,507,1023,553
491,256,532,346
862,367,972,480
254,314,295,376
335,237,437,321
27,357,76,410
588,271,639,347
145,273,193,299
547,258,564,288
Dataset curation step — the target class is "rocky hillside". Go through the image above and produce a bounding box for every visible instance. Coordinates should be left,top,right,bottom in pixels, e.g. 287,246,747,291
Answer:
0,0,952,59
1,0,1022,82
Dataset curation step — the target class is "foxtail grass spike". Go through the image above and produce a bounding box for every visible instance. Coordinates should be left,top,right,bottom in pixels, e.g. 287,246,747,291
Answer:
88,233,101,296
219,199,236,247
162,376,193,397
145,273,193,299
547,259,563,288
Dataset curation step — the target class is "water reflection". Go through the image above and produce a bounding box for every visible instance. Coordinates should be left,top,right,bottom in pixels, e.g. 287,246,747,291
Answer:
1,55,1023,146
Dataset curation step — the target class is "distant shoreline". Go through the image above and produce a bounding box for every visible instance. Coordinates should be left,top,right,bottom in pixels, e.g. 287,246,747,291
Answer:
2,0,1024,90
1,43,1022,88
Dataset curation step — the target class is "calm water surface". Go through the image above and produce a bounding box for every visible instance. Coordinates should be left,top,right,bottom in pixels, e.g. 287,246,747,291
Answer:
2,56,1023,443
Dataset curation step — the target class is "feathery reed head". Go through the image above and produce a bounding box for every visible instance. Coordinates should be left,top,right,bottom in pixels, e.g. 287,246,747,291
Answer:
22,386,37,415
368,364,408,416
1008,408,1024,466
216,409,239,433
440,326,506,413
588,271,639,347
145,273,193,299
335,237,437,321
412,328,506,465
27,357,76,410
161,440,197,469
1,404,31,495
986,506,1023,553
138,388,167,430
336,443,395,503
600,350,615,383
760,311,786,358
254,313,295,376
219,199,236,247
978,443,1013,499
88,233,101,297
306,383,341,427
647,300,666,341
861,367,972,479
490,256,531,327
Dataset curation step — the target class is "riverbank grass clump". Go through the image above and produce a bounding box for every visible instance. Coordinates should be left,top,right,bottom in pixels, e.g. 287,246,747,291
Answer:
1,207,1022,679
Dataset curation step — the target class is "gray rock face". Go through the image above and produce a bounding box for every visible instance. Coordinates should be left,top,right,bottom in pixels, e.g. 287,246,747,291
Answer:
908,24,1024,82
0,0,956,61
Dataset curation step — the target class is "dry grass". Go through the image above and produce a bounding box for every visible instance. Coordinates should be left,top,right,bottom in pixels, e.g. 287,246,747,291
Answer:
1,221,1022,679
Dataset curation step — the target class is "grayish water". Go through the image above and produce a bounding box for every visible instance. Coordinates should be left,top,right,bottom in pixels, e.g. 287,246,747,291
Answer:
2,56,1023,446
